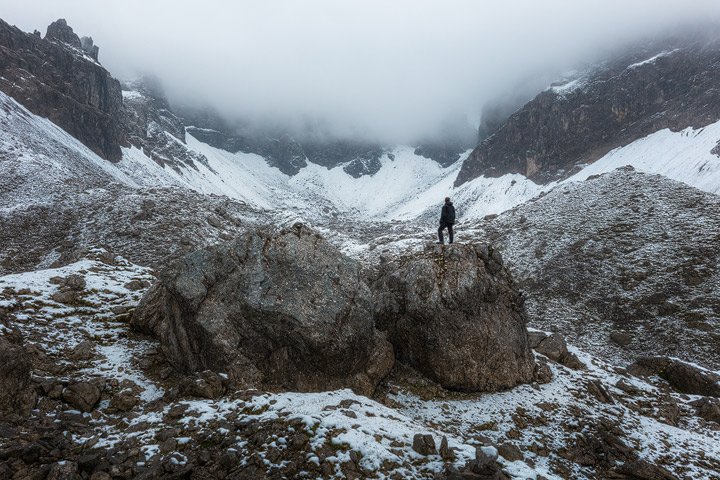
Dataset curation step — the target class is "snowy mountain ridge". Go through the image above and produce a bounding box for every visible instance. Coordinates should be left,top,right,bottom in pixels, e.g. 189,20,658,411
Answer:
4,83,720,231
118,109,720,223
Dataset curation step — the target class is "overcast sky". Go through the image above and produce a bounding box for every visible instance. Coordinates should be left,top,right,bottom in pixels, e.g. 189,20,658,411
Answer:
2,0,719,142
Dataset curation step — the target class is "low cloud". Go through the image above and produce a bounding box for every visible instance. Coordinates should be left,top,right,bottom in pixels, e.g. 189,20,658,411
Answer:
2,0,719,142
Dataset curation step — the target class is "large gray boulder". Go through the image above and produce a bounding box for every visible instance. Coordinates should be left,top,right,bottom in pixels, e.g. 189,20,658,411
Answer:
371,243,535,392
131,224,394,395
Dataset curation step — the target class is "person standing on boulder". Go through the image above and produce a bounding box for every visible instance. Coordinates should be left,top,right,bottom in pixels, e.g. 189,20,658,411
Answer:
437,197,455,244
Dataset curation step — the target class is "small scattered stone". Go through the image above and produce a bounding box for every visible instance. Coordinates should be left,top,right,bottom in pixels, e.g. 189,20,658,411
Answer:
610,332,632,347
533,358,553,384
690,397,720,424
412,434,436,455
70,340,95,361
110,389,138,412
439,436,455,461
497,442,523,462
62,381,101,412
587,379,614,404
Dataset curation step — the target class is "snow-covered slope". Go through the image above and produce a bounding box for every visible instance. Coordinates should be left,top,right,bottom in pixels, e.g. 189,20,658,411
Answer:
565,121,720,194
114,116,720,225
113,128,550,223
5,87,720,232
0,90,136,211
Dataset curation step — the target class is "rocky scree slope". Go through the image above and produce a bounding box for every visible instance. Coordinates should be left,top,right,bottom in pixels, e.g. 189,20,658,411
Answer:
0,89,267,276
476,168,720,370
456,31,720,185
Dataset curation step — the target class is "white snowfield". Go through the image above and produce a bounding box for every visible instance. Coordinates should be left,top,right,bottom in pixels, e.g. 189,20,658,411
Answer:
565,122,720,195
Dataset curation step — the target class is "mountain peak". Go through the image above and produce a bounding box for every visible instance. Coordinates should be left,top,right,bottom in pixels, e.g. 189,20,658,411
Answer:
45,18,81,49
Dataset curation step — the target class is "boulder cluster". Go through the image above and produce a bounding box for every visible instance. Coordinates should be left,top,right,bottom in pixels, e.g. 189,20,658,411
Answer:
131,224,536,395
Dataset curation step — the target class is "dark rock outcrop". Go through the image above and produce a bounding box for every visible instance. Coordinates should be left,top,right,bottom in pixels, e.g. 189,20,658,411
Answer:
343,154,383,178
184,114,389,177
0,18,124,160
413,115,478,167
131,224,394,395
0,323,36,418
372,243,535,392
80,36,99,61
45,19,81,49
413,143,466,168
122,77,211,173
628,356,720,397
264,134,307,175
456,32,720,185
528,331,585,369
181,106,390,176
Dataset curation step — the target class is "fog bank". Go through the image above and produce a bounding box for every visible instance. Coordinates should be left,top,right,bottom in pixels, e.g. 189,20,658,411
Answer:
2,0,719,142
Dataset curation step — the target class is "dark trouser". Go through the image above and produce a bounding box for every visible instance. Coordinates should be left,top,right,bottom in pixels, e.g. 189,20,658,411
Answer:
438,222,454,244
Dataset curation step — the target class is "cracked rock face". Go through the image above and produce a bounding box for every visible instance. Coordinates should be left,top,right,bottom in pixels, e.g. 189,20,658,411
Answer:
131,224,394,395
0,18,124,161
371,243,535,392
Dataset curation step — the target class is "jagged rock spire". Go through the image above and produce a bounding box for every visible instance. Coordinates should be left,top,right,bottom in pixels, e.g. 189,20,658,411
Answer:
45,18,81,49
80,36,99,61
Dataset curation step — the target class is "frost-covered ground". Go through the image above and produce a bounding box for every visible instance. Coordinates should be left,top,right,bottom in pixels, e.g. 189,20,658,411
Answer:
0,255,541,479
471,169,720,371
2,255,718,479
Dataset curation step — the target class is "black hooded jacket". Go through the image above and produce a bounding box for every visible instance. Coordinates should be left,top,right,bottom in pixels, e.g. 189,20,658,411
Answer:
440,202,455,225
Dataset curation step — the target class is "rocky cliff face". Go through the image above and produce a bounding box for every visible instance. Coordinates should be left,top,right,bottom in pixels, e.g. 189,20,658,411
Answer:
372,243,535,392
0,19,212,172
0,18,125,161
456,31,720,185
